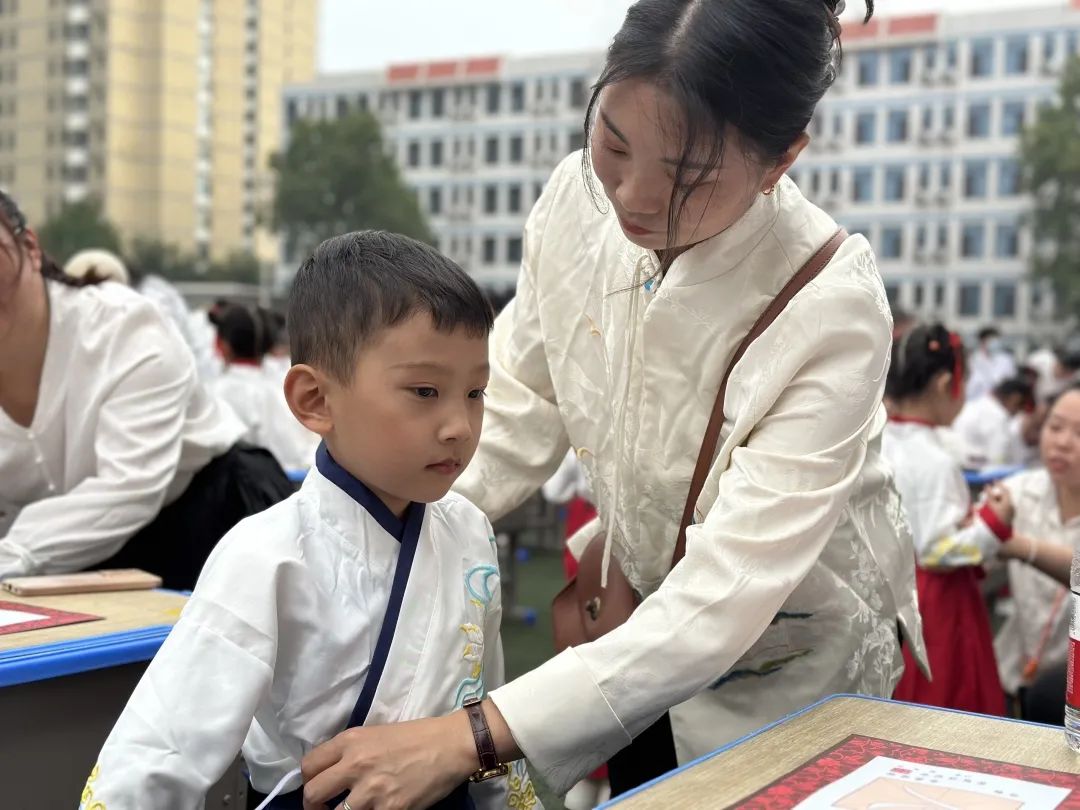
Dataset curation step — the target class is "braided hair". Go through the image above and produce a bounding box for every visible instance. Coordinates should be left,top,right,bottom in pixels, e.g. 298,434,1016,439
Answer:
0,189,101,288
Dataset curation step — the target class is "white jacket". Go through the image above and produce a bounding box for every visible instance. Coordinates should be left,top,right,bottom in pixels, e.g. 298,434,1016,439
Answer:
455,153,925,793
0,282,245,578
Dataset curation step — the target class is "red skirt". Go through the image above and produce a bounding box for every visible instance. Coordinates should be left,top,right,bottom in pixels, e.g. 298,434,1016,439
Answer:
894,565,1005,716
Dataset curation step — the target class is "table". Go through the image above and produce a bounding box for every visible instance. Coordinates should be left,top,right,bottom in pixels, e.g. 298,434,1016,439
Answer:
0,589,247,809
604,694,1080,808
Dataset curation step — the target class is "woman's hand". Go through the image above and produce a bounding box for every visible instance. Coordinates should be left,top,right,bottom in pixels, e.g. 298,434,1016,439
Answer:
301,712,477,810
984,483,1015,526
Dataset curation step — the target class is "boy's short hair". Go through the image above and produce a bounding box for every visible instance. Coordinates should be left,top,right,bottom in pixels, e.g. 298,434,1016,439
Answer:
217,304,274,361
288,231,494,382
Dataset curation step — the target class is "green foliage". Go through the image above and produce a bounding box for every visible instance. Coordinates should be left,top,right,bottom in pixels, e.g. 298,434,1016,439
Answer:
38,198,122,264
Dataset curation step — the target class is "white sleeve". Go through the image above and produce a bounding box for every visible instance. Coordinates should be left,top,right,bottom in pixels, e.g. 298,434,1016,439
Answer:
79,537,279,810
905,464,1003,568
488,273,903,793
0,311,199,578
453,158,577,521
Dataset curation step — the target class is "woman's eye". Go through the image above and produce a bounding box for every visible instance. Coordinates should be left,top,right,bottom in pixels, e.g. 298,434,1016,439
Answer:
605,144,627,157
468,389,487,400
412,387,437,399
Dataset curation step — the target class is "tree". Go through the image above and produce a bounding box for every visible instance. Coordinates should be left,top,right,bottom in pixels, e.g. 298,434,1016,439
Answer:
126,238,261,285
1020,57,1080,322
270,111,434,261
38,198,122,264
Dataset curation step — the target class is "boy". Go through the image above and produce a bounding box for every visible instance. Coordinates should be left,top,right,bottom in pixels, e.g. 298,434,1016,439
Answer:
81,232,537,809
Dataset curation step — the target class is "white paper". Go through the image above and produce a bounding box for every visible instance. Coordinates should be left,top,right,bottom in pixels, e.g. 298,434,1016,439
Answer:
794,756,1071,809
0,607,48,629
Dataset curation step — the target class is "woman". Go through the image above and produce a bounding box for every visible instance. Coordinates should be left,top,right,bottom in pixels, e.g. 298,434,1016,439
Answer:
0,191,293,590
995,385,1080,724
299,1,926,807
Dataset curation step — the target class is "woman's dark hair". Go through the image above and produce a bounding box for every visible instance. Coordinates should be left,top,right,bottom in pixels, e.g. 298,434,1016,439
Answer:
582,0,872,255
0,189,103,287
216,304,277,361
887,323,965,403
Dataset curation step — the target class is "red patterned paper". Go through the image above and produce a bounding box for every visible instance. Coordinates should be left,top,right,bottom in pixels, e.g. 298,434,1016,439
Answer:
0,600,101,636
732,735,1080,809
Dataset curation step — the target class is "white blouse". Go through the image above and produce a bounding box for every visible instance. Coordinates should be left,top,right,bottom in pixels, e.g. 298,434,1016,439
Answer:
997,468,1080,693
455,153,925,793
0,282,245,579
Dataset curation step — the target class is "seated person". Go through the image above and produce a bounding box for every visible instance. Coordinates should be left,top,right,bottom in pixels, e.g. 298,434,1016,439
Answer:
0,191,292,590
211,303,318,470
81,231,537,809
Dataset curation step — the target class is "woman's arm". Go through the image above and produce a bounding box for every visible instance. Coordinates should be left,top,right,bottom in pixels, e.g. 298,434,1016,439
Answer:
0,307,198,578
999,533,1073,585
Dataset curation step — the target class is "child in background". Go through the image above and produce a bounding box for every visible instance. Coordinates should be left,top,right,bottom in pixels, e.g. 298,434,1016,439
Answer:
212,304,318,470
883,324,1014,716
83,231,538,810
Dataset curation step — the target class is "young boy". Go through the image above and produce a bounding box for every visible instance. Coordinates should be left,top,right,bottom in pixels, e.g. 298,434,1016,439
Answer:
81,232,538,810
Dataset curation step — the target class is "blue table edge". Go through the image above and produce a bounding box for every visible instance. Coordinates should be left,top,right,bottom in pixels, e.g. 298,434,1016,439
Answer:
599,693,1067,807
0,588,187,688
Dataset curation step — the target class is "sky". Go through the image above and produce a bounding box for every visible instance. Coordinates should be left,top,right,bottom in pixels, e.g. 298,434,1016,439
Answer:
318,0,1056,73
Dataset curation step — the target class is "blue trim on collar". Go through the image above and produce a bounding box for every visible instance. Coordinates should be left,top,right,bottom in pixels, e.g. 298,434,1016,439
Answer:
315,442,417,541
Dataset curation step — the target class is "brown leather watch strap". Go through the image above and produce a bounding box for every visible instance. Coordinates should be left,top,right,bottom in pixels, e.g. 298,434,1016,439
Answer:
463,698,509,782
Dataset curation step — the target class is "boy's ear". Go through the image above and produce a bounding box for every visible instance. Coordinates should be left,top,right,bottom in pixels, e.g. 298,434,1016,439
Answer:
284,364,334,436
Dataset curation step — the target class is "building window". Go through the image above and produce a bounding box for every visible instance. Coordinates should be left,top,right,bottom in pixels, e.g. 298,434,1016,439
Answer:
857,52,879,86
508,183,522,213
408,90,422,120
935,282,946,307
483,184,498,214
569,130,586,152
939,162,952,191
962,222,986,258
570,78,587,108
855,111,876,145
964,160,989,199
510,82,525,112
967,102,991,138
485,136,499,164
886,109,908,143
943,105,955,132
889,48,914,84
885,284,899,306
1045,32,1058,64
993,282,1017,318
970,37,995,78
996,222,1020,258
1005,35,1029,75
1001,100,1026,136
509,135,523,163
884,166,906,201
918,163,931,191
428,187,442,215
959,283,982,317
880,226,903,259
913,283,925,307
921,106,934,133
534,181,544,201
407,140,421,167
431,88,445,118
486,83,501,114
998,159,1021,196
483,237,497,264
507,236,523,264
430,140,443,167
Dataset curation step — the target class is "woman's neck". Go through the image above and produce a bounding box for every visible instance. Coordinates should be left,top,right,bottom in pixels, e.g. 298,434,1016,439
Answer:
0,274,50,428
1056,483,1080,523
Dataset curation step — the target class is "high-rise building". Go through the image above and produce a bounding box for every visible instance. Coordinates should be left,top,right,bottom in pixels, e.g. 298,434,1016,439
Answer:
795,1,1080,345
287,3,1080,343
283,51,603,292
3,0,316,262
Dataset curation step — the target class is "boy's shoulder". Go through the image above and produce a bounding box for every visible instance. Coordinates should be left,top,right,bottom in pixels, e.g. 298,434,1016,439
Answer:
428,491,494,541
200,492,307,576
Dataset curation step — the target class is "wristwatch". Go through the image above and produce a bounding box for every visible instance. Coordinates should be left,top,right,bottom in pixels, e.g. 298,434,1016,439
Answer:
462,698,510,782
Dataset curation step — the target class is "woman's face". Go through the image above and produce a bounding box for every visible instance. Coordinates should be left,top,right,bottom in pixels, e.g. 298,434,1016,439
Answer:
1041,390,1080,490
589,80,800,251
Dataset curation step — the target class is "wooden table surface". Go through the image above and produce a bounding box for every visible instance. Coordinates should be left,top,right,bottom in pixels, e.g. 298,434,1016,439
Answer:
610,695,1080,808
0,588,186,652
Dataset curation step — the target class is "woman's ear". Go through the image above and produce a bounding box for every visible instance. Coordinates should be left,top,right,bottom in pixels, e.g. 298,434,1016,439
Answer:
934,370,956,401
761,132,810,193
284,364,334,436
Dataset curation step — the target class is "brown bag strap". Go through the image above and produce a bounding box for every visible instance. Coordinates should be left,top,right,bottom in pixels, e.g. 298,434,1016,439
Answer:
671,228,849,566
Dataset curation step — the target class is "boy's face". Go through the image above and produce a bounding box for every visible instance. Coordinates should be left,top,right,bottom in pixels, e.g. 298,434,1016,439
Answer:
324,312,489,517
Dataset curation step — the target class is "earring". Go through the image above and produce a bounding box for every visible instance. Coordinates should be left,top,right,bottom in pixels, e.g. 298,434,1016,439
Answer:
762,185,776,196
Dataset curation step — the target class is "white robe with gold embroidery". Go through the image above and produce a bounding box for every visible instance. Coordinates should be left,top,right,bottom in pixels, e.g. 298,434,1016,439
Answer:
81,463,538,810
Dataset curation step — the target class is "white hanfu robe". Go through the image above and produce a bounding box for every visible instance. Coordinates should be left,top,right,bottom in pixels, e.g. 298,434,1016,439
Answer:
81,444,538,810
